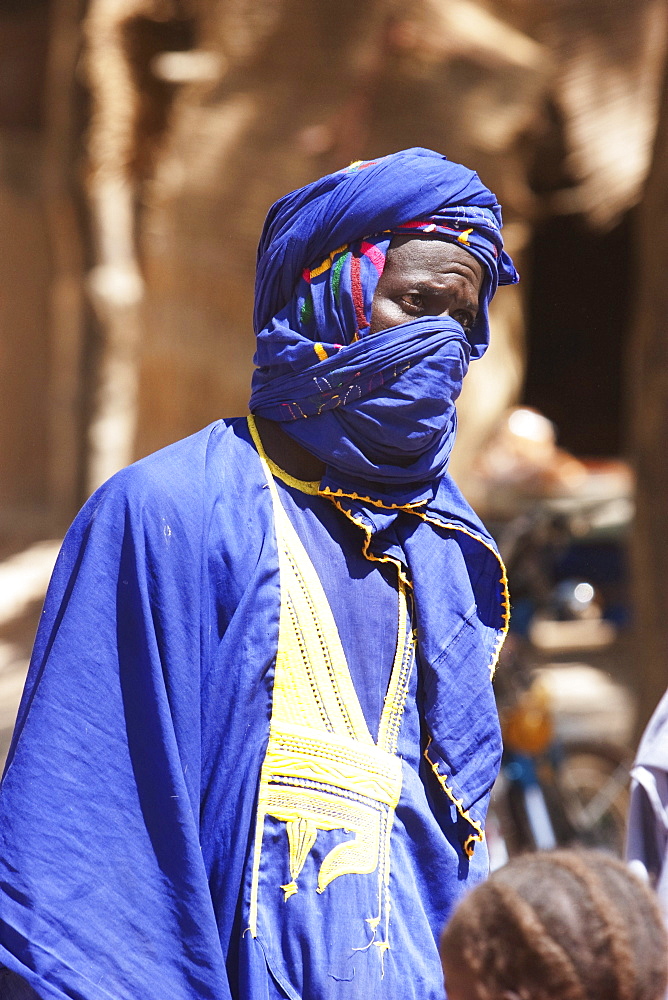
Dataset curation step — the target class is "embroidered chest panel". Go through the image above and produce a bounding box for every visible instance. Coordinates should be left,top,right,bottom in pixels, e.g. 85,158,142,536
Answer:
248,430,415,957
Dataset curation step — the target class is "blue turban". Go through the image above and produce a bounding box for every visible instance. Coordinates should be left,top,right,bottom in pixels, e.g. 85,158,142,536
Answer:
250,147,518,489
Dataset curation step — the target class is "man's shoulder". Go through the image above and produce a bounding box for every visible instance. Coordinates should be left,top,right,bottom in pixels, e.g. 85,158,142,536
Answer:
85,418,260,522
53,418,270,592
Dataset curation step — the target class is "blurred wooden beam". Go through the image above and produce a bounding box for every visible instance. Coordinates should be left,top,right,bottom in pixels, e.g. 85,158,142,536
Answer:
83,0,147,493
82,0,197,492
42,0,89,523
629,56,668,735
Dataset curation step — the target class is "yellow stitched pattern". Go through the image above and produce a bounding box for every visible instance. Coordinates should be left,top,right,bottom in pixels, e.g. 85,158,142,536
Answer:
320,485,427,510
318,483,510,678
321,494,413,590
279,545,370,741
313,343,329,362
309,244,348,279
423,737,485,858
315,485,509,840
246,416,415,958
266,724,403,805
254,456,320,496
377,600,415,756
282,817,318,899
265,785,385,894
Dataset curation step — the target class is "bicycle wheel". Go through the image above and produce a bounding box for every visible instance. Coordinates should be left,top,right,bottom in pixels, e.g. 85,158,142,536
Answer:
555,741,630,856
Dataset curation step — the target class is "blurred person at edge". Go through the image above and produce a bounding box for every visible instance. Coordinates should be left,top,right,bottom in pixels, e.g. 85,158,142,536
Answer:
626,686,668,923
440,849,668,1000
0,148,518,1000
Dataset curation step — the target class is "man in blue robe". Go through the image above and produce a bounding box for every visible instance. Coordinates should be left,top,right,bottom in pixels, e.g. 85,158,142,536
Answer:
0,148,518,1000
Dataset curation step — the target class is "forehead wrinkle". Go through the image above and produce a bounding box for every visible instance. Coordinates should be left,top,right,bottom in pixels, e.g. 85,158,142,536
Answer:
412,269,479,287
395,264,481,301
411,279,479,307
386,235,482,269
438,261,481,283
385,252,482,292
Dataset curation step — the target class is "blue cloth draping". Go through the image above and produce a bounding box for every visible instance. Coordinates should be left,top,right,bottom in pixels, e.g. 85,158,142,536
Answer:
254,318,469,484
0,419,505,1000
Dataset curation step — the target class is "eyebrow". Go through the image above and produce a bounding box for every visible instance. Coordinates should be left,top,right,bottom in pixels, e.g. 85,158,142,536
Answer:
411,280,479,310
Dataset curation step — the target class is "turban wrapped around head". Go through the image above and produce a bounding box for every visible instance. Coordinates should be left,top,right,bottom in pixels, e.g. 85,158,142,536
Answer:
250,147,519,489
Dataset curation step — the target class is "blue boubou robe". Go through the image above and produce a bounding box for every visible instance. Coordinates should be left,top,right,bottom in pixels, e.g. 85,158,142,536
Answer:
0,416,506,1000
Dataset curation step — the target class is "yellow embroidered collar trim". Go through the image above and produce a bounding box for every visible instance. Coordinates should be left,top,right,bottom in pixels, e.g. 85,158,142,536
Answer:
247,415,320,495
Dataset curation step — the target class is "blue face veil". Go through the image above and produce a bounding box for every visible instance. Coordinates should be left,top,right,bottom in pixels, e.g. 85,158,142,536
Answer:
250,147,518,490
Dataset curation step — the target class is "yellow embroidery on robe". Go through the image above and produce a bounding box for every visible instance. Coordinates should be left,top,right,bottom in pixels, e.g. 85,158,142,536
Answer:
247,416,415,955
281,817,317,899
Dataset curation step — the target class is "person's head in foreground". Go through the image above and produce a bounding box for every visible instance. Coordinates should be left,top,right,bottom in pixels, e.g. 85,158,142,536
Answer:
440,849,668,1000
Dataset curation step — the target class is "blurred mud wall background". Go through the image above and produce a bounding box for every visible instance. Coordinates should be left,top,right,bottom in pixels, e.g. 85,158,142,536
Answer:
0,0,86,540
1,0,668,724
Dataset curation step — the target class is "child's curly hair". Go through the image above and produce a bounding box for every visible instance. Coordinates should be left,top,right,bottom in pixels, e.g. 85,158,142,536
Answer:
440,849,668,1000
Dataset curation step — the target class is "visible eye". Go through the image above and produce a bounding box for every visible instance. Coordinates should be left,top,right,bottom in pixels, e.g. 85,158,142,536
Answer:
398,293,425,315
452,309,475,333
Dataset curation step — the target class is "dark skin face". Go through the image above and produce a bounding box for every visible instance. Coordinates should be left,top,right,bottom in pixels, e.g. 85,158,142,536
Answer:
256,235,483,479
368,235,482,337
